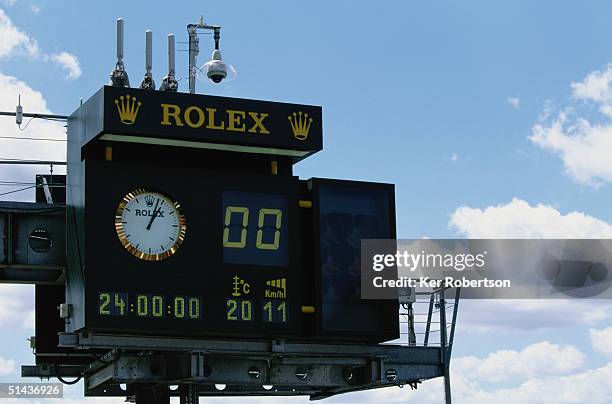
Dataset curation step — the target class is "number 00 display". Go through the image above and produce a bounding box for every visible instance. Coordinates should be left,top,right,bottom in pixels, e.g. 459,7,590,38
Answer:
222,191,289,266
223,207,282,250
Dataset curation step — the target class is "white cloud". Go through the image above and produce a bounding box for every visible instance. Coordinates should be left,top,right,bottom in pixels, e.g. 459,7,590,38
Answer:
507,96,520,109
0,356,15,375
571,64,612,114
530,111,612,186
449,199,612,333
450,198,612,238
451,152,459,162
459,299,610,333
29,4,40,14
530,63,612,186
319,360,612,404
590,326,612,357
48,52,81,79
0,9,81,81
0,8,39,58
0,285,34,329
454,341,584,383
2,0,17,6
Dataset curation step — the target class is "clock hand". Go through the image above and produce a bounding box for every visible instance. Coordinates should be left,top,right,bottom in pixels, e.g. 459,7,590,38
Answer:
146,198,160,230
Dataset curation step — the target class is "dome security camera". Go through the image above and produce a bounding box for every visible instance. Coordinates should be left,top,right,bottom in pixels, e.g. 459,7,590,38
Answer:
206,49,227,83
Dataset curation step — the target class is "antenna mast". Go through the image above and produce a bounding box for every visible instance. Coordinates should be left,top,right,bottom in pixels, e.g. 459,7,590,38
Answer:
109,18,130,87
139,30,155,89
159,34,178,92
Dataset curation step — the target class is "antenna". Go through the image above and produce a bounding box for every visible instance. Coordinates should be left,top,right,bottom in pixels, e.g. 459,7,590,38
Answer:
139,30,155,90
117,18,124,64
169,34,176,77
109,18,130,87
159,34,178,92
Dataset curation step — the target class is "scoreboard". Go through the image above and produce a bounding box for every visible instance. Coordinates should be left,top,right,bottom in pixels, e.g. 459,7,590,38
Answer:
65,87,398,342
80,160,303,338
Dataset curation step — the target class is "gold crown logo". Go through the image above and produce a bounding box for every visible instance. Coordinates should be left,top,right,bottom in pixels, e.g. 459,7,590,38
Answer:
288,111,313,141
114,94,142,125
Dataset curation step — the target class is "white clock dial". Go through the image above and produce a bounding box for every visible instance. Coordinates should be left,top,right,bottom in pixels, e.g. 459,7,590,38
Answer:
115,189,187,261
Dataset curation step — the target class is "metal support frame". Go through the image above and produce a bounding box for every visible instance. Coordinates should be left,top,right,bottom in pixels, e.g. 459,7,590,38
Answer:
30,331,446,399
19,286,460,401
423,294,435,346
0,202,65,284
439,289,451,404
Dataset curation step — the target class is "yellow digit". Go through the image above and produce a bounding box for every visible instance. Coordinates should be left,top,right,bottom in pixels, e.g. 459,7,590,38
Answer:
241,300,252,321
99,293,111,315
137,295,148,317
174,297,185,318
188,298,200,319
263,301,272,322
277,301,287,322
256,209,282,250
114,293,126,316
152,296,163,317
223,206,249,248
227,299,238,320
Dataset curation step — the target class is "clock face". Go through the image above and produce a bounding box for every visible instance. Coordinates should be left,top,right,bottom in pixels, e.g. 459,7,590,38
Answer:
115,189,187,261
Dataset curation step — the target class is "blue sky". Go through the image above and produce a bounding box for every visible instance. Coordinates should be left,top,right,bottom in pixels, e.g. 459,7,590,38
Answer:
0,1,612,403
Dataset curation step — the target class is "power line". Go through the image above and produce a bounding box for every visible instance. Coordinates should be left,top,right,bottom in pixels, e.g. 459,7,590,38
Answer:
0,158,67,165
0,182,66,187
0,185,37,197
0,181,36,185
0,111,69,120
0,135,66,142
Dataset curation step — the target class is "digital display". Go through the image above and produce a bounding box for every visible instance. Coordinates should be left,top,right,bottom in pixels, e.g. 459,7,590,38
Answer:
98,292,202,320
97,291,288,325
225,298,288,323
222,191,288,266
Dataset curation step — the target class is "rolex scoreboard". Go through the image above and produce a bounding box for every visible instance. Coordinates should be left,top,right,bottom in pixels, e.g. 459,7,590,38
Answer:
65,87,398,342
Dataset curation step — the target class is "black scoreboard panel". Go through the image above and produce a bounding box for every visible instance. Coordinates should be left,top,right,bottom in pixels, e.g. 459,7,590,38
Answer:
309,178,399,342
65,87,401,344
80,160,302,338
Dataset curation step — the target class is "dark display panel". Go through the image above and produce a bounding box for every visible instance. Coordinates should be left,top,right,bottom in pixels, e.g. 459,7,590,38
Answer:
80,160,301,338
311,179,398,342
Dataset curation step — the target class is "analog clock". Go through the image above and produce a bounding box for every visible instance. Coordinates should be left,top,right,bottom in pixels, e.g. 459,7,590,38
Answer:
115,188,187,261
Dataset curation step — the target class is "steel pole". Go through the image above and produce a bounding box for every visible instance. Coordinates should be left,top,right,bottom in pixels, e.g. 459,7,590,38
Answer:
180,384,199,404
439,289,452,404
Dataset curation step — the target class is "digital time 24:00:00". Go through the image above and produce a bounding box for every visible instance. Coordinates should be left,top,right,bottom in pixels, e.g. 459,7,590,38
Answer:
98,292,288,323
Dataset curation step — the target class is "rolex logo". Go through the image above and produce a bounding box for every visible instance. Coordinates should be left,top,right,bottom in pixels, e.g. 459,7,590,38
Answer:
114,94,142,125
288,111,313,141
144,195,155,207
